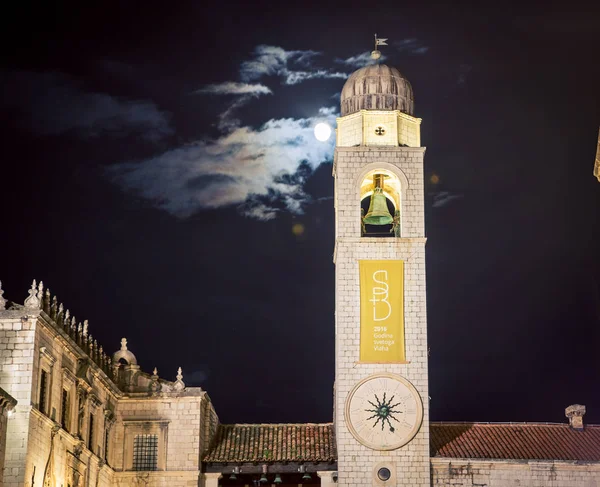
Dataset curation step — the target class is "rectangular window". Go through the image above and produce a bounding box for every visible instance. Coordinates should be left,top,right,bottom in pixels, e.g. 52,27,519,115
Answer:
39,370,48,414
132,434,158,471
61,389,70,431
88,413,95,450
105,429,110,464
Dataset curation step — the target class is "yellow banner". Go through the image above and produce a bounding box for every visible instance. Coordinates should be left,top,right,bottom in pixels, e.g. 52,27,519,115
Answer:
359,260,405,363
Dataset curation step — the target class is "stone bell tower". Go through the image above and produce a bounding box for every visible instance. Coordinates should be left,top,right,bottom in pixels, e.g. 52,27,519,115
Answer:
333,63,430,487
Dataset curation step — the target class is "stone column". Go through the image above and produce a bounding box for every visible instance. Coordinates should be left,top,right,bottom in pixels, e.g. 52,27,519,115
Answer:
318,471,337,486
202,472,222,487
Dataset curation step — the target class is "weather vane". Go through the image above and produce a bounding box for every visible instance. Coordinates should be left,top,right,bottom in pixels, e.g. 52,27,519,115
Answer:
371,33,388,60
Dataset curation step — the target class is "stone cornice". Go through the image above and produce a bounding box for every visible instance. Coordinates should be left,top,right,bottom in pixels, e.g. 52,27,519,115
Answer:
335,146,426,153
37,313,122,399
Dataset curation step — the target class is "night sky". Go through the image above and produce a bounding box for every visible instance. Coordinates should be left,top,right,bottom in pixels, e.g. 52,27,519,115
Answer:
2,0,599,426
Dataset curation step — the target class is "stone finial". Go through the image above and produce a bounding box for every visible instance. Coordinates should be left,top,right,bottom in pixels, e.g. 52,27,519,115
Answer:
64,309,70,326
43,288,51,313
153,367,158,377
37,281,44,302
0,280,6,310
83,320,89,337
173,367,185,391
566,404,586,430
24,279,41,309
50,295,58,317
121,338,128,351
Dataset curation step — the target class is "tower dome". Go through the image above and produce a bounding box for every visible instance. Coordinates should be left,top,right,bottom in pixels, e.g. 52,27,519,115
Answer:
340,64,414,117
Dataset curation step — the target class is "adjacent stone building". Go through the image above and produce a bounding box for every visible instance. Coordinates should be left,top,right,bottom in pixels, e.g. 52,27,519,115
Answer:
0,281,218,487
1,60,599,487
594,128,600,182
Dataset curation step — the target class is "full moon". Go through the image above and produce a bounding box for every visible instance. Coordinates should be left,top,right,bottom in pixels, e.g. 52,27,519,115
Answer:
314,122,332,141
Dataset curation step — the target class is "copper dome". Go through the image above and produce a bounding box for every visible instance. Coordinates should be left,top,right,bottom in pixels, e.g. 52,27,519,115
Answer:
340,64,414,116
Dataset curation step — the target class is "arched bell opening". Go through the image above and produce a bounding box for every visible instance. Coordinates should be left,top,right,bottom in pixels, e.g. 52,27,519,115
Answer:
360,170,402,238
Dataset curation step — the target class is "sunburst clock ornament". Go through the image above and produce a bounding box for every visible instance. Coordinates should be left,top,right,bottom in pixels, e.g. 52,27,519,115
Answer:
345,373,423,450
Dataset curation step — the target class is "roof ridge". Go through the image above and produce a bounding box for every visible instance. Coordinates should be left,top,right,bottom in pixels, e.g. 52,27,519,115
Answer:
220,422,334,427
431,421,600,427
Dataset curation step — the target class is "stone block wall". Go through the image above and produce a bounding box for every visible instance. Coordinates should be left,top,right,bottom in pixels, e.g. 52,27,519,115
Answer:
0,386,17,486
337,112,362,147
431,458,600,486
111,391,215,487
0,311,118,487
334,147,426,239
334,147,429,487
0,311,36,486
363,112,399,147
336,112,422,149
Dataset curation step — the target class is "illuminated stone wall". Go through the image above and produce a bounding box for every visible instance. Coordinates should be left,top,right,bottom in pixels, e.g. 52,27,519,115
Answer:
0,290,217,487
431,458,600,486
333,125,429,487
0,312,36,486
0,386,17,486
594,127,599,182
336,110,422,148
110,392,218,487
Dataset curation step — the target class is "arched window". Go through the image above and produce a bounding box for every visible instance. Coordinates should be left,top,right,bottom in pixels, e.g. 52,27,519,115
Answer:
360,169,402,238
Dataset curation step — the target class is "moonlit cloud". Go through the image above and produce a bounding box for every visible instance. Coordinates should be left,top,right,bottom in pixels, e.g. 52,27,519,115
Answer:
1,71,173,140
194,82,272,96
194,81,273,131
394,38,429,55
240,45,347,85
335,51,388,67
432,191,464,208
109,107,338,220
107,44,347,220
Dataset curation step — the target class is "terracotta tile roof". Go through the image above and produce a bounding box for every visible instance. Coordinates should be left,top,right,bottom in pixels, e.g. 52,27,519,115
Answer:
203,423,337,463
431,422,600,462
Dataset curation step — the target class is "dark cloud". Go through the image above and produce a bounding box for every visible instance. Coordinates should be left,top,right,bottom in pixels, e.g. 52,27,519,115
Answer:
393,38,429,55
1,71,173,141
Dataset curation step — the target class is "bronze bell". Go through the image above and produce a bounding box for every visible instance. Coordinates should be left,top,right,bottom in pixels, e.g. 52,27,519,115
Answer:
364,174,394,225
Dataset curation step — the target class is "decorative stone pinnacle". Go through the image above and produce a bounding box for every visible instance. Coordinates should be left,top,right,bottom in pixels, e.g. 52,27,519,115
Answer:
153,367,158,376
173,366,185,391
83,320,89,337
58,303,64,314
0,280,6,310
37,281,44,300
121,338,128,351
65,309,70,323
24,279,41,309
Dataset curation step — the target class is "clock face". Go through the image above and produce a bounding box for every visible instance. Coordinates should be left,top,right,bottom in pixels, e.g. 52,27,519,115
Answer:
345,373,423,451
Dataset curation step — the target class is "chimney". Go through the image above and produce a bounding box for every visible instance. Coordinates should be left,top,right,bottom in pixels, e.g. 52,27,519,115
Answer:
565,404,586,430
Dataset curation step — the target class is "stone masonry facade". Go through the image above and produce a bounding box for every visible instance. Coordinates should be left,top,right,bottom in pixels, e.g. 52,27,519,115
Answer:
0,283,219,487
431,459,600,487
333,144,430,487
1,63,599,487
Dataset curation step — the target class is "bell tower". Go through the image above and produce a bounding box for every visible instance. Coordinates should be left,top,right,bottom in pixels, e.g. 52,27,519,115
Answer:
333,61,429,487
